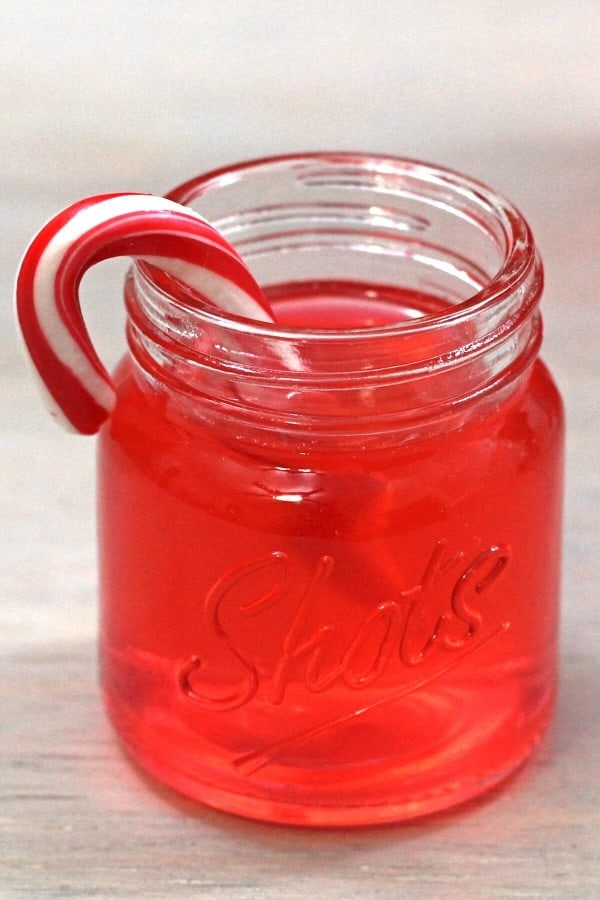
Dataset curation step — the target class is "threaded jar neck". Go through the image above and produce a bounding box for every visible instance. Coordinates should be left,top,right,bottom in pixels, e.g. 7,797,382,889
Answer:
125,154,543,448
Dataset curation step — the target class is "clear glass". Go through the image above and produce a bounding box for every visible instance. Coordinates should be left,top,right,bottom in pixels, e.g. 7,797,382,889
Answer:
98,154,564,826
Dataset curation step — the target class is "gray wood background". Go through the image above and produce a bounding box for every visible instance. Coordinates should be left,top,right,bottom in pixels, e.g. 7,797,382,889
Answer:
1,2,598,897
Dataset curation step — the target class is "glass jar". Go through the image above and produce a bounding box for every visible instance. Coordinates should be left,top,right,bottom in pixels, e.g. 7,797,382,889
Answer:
98,153,564,826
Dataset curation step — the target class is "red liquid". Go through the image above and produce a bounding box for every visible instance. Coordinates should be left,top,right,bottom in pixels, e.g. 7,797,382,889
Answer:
98,282,563,825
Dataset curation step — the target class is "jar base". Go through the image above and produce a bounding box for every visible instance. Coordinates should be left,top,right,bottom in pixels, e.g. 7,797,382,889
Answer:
103,686,554,827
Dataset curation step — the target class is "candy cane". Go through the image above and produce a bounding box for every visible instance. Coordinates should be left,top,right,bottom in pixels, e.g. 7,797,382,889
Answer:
15,193,274,435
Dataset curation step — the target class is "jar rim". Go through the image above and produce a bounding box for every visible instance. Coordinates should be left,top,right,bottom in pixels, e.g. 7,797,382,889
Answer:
151,151,540,343
128,153,543,443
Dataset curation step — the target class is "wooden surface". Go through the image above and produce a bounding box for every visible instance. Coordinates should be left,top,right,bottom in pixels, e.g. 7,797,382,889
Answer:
1,3,599,898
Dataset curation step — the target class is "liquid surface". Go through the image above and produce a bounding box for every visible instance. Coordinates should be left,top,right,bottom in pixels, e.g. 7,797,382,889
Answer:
267,280,449,327
98,282,564,825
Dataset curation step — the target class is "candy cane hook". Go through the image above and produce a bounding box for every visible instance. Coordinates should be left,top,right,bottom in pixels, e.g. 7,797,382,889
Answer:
15,193,273,434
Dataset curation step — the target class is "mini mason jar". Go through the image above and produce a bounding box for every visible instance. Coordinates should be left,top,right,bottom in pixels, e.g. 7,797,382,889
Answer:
98,154,564,826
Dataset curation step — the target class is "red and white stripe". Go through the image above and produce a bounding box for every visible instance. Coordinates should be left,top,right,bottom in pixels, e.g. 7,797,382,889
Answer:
15,193,273,434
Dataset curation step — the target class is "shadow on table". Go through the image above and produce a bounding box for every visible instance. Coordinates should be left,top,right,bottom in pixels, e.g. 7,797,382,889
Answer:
14,640,595,864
